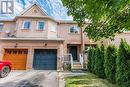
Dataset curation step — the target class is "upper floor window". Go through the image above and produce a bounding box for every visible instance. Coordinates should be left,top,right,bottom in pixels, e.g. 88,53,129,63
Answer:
69,26,80,34
0,23,4,31
22,20,30,29
15,21,18,30
50,25,57,32
37,21,45,30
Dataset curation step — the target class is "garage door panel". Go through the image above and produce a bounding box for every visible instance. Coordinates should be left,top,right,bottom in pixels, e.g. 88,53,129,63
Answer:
33,49,57,70
3,49,28,70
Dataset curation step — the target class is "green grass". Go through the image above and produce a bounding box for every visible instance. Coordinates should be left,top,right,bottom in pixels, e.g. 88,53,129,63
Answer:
65,73,117,87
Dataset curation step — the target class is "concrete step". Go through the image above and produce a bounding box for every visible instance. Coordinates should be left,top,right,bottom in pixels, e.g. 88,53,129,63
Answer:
73,64,82,67
73,62,81,65
71,65,83,70
71,67,83,70
72,61,84,70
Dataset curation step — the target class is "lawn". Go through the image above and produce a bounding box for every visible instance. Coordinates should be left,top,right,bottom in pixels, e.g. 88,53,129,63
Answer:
65,72,117,87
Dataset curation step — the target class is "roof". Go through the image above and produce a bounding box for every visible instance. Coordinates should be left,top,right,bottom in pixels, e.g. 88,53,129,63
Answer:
19,3,48,16
0,3,89,24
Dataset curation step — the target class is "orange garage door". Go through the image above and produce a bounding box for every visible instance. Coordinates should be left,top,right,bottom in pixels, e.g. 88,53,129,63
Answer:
3,49,28,70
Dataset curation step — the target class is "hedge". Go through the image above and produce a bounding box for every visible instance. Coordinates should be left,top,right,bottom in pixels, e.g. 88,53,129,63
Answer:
116,39,130,87
105,45,117,83
87,46,92,72
94,45,105,78
87,39,130,86
91,47,96,73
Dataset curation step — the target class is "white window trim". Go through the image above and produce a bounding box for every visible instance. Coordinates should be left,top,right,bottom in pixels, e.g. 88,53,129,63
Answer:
36,21,45,30
22,20,31,29
0,23,4,32
69,25,80,34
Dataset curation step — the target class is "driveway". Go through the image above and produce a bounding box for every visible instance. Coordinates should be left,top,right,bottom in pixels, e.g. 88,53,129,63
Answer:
0,70,59,87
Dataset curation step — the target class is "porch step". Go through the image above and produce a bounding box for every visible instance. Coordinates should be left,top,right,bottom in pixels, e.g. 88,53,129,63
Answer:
73,62,81,65
71,62,83,70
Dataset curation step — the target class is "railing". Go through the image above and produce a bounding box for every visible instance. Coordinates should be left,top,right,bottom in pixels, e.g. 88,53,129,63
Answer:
70,54,73,68
79,54,84,68
63,54,73,68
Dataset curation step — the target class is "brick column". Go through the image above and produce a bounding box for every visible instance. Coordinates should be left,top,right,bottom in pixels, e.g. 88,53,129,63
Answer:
26,48,34,70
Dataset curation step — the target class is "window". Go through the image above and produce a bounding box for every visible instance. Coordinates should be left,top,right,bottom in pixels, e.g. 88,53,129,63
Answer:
50,25,56,32
0,23,4,31
37,21,45,30
22,20,30,29
69,26,79,34
16,21,18,29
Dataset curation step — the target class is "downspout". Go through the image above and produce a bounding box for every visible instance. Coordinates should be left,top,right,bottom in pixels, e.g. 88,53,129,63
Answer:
81,27,84,54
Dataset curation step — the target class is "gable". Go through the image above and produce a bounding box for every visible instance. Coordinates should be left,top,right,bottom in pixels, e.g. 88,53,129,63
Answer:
20,4,47,17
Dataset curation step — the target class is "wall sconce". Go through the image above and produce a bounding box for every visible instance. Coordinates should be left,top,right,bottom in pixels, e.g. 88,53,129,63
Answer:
45,43,47,46
43,42,47,46
14,43,18,48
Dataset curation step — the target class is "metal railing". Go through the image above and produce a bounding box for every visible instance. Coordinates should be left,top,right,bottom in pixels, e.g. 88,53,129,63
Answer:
63,53,84,69
63,54,73,68
79,54,84,68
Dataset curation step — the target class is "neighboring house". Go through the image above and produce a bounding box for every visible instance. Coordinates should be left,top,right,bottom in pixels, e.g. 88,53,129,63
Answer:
103,32,130,46
0,3,96,71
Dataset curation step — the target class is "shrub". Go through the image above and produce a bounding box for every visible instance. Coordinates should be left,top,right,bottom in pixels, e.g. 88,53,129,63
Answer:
87,47,92,72
100,45,106,78
91,47,96,73
94,45,105,78
63,62,71,71
116,39,130,87
105,45,117,83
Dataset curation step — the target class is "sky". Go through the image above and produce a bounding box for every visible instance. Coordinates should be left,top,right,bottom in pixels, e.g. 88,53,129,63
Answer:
0,0,72,20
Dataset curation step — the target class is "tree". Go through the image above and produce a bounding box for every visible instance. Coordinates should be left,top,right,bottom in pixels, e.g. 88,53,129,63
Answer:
87,46,92,72
91,47,96,73
105,45,117,83
94,45,105,78
116,39,130,87
100,45,106,78
62,0,130,41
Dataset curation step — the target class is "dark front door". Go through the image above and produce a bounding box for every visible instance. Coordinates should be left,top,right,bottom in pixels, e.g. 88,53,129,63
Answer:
69,46,78,60
33,49,57,70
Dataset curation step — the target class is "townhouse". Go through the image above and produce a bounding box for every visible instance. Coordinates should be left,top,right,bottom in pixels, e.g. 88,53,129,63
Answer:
0,3,96,71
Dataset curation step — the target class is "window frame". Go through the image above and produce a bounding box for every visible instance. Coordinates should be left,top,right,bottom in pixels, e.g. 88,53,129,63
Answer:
22,20,31,29
36,21,45,30
69,25,80,34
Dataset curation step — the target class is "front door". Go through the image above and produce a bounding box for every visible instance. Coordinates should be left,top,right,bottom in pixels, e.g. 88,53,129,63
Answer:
69,46,78,60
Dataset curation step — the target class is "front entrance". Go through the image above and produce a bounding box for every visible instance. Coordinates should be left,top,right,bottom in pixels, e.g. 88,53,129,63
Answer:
33,49,57,70
69,46,78,60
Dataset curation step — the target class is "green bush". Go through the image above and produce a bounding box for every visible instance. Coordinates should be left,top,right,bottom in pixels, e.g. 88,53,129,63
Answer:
100,45,106,78
87,47,92,72
105,45,117,83
63,62,71,71
116,39,130,87
91,47,96,73
94,45,105,78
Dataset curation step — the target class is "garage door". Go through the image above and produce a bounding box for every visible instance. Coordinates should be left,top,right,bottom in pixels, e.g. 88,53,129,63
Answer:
33,49,57,70
3,49,28,70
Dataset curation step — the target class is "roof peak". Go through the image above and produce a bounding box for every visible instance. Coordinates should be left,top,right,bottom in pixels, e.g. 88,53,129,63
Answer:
19,2,48,16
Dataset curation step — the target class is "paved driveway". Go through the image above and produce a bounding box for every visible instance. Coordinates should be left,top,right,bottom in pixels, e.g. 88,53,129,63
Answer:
0,70,59,87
